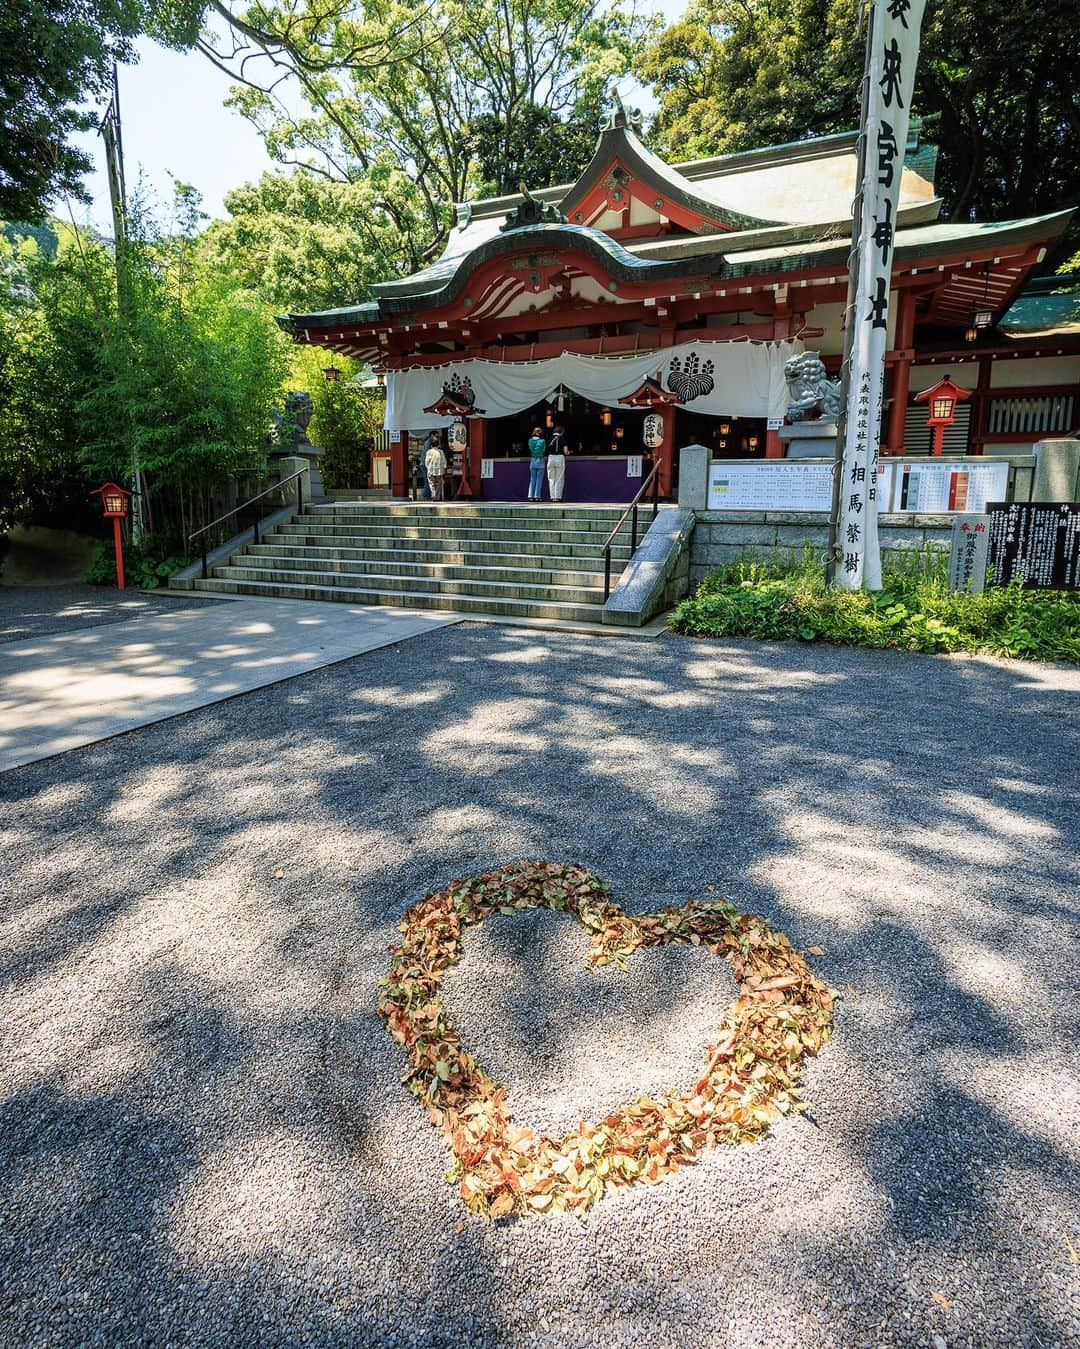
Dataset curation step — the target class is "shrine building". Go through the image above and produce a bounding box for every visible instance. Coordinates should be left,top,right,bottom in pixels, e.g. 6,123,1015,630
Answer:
281,110,1078,505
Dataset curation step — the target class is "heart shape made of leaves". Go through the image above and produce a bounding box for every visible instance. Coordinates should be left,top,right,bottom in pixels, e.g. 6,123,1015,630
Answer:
378,861,835,1218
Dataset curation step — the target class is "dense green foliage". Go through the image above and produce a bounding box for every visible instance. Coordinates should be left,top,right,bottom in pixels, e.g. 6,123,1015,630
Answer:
637,0,1080,229
200,170,430,312
0,0,143,221
670,557,1080,663
290,347,386,489
0,194,290,550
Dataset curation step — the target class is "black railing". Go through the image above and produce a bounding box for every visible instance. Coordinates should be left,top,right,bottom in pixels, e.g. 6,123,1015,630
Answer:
188,469,306,579
602,463,661,600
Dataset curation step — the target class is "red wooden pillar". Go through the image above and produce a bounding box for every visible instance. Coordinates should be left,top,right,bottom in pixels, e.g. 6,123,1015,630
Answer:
766,308,792,458
658,410,675,499
469,417,486,496
969,356,992,456
886,287,917,455
390,430,409,498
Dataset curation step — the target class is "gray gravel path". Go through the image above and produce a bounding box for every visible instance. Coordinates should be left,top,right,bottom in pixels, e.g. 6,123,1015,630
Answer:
0,583,224,644
0,624,1077,1348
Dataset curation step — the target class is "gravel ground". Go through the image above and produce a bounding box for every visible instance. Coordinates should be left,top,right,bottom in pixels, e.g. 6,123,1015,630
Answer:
0,583,224,644
0,623,1077,1348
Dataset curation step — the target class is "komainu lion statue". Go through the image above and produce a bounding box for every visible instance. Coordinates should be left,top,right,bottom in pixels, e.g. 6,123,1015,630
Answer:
784,351,843,423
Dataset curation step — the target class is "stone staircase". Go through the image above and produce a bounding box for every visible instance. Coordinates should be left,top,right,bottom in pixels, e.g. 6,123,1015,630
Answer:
181,501,643,622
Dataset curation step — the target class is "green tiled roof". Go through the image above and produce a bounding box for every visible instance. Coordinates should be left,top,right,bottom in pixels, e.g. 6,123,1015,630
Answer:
1000,275,1080,335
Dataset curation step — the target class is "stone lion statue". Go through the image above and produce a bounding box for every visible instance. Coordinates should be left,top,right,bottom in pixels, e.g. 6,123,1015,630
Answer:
784,352,842,423
269,390,315,448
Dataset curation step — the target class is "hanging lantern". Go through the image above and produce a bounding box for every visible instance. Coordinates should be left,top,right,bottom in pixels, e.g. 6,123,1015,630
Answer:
747,434,760,450
545,407,554,429
971,262,993,337
323,364,342,383
601,407,612,427
448,422,468,449
614,424,625,439
643,413,664,448
719,420,731,435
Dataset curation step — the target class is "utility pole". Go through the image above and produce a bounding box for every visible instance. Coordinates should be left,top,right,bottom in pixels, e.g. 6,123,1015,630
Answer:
100,64,146,543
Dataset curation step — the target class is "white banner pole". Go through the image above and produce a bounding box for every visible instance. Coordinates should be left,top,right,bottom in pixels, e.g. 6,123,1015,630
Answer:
829,0,927,591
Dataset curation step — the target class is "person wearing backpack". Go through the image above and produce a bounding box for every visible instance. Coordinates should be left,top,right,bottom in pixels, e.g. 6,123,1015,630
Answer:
526,425,547,501
546,423,569,502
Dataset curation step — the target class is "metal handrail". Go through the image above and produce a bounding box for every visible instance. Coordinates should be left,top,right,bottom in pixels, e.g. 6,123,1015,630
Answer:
602,463,661,600
188,468,307,579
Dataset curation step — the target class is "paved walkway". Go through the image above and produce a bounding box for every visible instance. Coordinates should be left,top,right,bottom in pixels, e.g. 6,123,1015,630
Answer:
0,597,460,772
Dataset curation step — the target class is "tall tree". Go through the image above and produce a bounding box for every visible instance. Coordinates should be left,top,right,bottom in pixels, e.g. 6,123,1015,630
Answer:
157,0,642,252
636,0,1080,226
0,0,144,221
1,198,290,548
199,166,431,311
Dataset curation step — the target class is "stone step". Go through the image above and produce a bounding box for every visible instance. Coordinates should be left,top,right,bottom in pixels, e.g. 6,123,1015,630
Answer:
214,564,605,606
235,552,614,588
267,522,636,547
254,536,630,565
189,576,606,623
303,503,630,522
301,506,633,530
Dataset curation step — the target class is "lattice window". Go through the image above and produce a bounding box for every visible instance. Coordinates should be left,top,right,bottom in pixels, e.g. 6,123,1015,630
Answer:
987,394,1075,437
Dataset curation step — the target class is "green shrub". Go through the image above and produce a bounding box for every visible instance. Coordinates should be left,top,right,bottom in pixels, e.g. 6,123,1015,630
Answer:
671,555,1080,663
86,540,187,589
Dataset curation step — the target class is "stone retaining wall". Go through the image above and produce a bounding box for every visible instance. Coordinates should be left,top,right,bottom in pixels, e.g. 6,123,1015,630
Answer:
689,511,953,585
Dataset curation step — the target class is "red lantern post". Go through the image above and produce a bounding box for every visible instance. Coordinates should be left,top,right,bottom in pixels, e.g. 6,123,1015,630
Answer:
914,376,972,456
90,482,133,589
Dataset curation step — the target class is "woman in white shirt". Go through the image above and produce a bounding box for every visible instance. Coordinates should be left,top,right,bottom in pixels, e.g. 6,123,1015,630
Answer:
424,438,448,500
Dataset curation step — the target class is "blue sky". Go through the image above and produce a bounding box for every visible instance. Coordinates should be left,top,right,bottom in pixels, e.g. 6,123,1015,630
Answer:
70,2,685,232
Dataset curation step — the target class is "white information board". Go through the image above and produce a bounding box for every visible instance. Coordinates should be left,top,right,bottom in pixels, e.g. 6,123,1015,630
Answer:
626,455,643,477
879,461,1010,513
706,458,1012,514
480,458,494,479
707,461,833,511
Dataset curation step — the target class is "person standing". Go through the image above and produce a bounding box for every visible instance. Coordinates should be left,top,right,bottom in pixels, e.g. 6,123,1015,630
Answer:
546,423,569,503
526,425,547,501
425,436,447,501
421,431,439,498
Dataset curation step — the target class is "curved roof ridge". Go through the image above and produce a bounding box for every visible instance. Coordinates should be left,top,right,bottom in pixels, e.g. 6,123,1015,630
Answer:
559,121,781,233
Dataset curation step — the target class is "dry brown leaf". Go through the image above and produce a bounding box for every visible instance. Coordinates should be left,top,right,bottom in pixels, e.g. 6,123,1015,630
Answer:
376,861,833,1220
931,1291,953,1310
274,867,284,879
806,945,826,956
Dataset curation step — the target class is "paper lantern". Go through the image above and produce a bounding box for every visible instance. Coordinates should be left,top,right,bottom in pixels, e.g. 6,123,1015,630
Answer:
643,414,664,448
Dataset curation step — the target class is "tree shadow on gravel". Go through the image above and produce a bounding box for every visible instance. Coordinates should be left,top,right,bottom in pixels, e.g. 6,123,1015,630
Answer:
0,622,1077,1345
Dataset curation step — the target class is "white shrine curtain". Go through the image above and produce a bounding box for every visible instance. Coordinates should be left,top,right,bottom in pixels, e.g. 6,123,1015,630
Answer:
383,339,801,431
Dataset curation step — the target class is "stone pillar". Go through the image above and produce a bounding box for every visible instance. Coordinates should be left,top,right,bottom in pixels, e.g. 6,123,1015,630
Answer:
390,430,409,498
275,456,311,509
1032,438,1080,501
886,287,916,454
677,444,709,511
